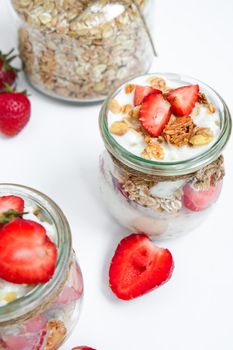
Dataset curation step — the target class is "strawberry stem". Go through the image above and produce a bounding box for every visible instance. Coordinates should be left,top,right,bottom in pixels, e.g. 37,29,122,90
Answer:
0,210,28,224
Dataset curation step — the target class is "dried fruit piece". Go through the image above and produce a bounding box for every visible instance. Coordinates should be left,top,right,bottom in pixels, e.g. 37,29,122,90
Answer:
110,121,129,136
162,116,195,147
109,99,122,114
166,85,199,116
109,233,174,300
139,93,171,137
189,128,214,146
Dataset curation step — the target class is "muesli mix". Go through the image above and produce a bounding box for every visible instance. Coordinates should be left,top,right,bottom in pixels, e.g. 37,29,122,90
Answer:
12,0,154,101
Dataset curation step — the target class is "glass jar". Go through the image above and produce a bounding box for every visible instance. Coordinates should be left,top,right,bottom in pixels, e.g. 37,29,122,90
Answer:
99,73,232,240
0,184,83,350
10,0,155,103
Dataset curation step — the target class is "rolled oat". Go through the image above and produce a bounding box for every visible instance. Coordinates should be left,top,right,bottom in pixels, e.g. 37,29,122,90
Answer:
11,0,155,102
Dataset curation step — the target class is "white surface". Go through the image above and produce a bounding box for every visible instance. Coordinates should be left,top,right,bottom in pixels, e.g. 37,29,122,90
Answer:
0,1,233,349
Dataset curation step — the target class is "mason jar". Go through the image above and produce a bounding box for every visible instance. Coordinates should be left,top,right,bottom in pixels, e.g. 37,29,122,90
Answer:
99,73,232,240
0,184,83,350
10,0,155,103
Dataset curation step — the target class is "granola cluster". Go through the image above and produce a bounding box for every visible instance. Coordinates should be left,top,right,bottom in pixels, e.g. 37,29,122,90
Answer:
12,0,154,101
110,154,225,214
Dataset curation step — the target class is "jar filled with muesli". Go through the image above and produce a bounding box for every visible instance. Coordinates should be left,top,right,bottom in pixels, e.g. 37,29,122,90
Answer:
0,184,83,349
99,73,232,240
10,0,155,103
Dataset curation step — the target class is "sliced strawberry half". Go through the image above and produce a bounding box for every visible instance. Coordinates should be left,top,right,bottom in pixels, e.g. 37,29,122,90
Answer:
134,85,160,106
0,218,57,284
109,233,174,300
0,195,25,225
166,84,199,116
183,181,223,212
139,92,171,137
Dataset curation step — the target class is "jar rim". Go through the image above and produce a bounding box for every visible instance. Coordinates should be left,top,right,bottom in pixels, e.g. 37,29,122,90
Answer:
99,72,232,176
0,184,72,324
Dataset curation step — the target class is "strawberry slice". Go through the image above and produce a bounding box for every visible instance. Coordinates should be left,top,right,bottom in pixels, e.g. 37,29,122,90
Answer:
183,181,222,212
139,93,171,137
2,315,47,350
109,233,174,300
134,85,160,106
0,195,24,225
0,218,57,284
72,347,96,350
166,84,199,116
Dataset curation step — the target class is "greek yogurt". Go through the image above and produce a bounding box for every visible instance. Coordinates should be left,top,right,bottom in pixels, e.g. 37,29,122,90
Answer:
108,74,221,162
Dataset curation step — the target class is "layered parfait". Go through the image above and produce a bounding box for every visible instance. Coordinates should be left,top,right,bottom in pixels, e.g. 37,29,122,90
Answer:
99,73,229,239
0,188,83,350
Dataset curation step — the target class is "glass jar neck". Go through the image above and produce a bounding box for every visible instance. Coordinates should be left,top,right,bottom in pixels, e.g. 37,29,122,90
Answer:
99,73,232,176
0,184,72,326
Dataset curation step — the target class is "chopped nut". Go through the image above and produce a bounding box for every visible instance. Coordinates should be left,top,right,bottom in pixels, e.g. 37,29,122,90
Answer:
3,292,17,302
190,128,214,146
147,76,166,90
142,143,164,160
110,121,129,136
198,92,216,114
125,84,135,94
128,106,141,120
208,103,216,114
45,320,67,350
121,104,133,114
109,99,122,114
162,116,195,147
198,92,209,105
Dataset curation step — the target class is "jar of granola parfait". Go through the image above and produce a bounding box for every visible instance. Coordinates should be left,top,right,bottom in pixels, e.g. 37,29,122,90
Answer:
0,184,83,350
99,73,232,240
10,0,155,103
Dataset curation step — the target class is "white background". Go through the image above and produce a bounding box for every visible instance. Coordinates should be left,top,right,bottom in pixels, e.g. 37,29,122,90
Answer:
1,1,233,349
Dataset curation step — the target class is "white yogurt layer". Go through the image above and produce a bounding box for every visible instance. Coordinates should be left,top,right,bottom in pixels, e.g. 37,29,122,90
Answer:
0,202,56,307
108,74,221,162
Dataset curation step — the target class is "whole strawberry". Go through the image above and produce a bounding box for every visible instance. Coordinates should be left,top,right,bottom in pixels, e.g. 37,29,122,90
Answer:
0,49,18,91
0,91,31,136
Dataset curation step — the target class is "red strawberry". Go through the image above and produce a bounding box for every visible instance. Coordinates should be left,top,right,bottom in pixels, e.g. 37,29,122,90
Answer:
183,181,222,212
72,347,96,350
0,195,24,225
0,91,31,136
166,84,199,116
0,218,57,284
0,49,18,91
134,85,160,106
139,93,171,137
109,233,174,300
